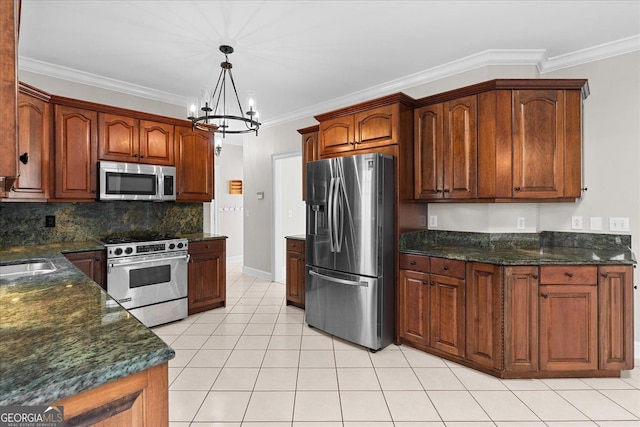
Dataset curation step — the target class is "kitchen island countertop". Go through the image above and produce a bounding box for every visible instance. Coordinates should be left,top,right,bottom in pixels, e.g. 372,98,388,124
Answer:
0,241,175,406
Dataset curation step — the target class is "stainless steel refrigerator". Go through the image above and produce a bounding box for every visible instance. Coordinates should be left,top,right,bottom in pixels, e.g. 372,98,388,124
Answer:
305,152,395,351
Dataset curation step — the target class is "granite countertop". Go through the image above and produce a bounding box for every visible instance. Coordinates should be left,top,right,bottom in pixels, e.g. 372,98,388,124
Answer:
400,231,636,266
285,235,306,241
179,232,228,242
0,242,175,406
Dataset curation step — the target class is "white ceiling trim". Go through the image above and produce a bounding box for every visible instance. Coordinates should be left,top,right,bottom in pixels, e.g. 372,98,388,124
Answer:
540,34,640,73
18,56,185,106
264,49,547,128
19,35,640,128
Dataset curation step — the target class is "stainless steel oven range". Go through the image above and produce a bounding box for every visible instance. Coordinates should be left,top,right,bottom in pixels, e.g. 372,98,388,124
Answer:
101,233,189,328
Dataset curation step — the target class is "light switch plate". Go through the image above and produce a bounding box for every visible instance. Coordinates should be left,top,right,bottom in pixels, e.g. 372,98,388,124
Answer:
429,215,438,228
590,217,602,231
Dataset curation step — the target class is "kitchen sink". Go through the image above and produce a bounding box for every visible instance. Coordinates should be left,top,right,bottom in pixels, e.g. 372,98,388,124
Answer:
0,259,57,279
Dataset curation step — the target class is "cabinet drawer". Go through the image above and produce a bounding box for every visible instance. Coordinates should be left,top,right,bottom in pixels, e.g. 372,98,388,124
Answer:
540,265,597,285
286,239,305,252
188,239,225,254
430,257,465,279
400,254,429,273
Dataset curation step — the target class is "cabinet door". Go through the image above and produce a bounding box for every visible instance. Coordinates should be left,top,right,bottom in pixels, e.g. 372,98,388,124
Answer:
0,0,19,183
598,265,633,370
54,105,98,200
139,120,174,166
354,105,395,150
414,103,444,199
429,274,465,357
512,90,565,198
539,284,598,371
318,115,354,156
188,242,226,315
286,248,306,307
465,263,502,369
301,130,318,200
64,250,106,289
10,92,50,200
399,269,429,346
175,126,214,202
98,113,139,162
504,266,539,372
443,95,477,199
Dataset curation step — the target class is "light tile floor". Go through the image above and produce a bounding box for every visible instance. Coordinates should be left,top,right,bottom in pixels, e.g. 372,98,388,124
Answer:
153,262,640,427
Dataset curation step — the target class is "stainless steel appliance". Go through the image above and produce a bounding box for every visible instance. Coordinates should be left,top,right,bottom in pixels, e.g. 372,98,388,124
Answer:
305,152,395,351
102,233,188,327
99,161,176,201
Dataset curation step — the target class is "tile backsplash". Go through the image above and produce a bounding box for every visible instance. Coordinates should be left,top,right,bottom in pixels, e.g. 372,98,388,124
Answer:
0,202,203,248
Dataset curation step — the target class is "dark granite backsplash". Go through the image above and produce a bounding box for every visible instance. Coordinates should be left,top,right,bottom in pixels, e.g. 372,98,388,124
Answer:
0,202,203,248
400,230,631,251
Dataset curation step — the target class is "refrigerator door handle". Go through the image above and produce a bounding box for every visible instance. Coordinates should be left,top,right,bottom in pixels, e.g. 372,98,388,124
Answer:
334,177,344,252
328,177,336,252
309,270,369,287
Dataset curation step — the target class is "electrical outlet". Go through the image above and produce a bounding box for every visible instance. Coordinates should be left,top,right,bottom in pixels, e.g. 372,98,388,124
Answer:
516,217,525,230
609,217,630,231
571,216,583,230
429,215,438,228
45,215,55,227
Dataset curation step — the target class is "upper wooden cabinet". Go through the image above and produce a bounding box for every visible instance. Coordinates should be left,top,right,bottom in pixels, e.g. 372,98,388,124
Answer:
175,126,214,202
298,125,318,201
98,113,174,165
4,85,51,201
53,105,98,201
315,93,415,158
414,95,477,200
0,0,20,192
414,79,588,202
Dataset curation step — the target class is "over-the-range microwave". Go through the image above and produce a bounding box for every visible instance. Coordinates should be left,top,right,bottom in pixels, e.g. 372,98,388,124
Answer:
98,161,176,201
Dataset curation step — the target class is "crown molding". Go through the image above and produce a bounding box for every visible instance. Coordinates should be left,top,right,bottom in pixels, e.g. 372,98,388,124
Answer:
540,35,640,73
19,35,640,129
18,56,186,106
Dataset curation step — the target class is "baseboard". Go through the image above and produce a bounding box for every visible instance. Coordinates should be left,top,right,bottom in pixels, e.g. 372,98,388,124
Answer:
242,265,273,282
635,341,640,365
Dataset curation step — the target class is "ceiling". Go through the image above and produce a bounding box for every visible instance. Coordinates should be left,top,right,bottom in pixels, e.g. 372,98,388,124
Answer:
18,1,640,129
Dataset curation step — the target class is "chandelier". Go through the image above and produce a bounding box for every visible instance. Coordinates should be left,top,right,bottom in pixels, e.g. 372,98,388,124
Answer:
187,45,261,142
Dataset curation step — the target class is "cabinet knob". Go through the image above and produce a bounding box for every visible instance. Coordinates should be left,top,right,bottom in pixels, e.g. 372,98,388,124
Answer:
601,273,609,279
532,275,538,279
140,155,145,159
95,258,100,261
133,153,139,157
430,281,435,286
514,187,521,191
410,261,416,266
443,189,450,193
565,272,574,278
422,281,427,285
19,152,29,165
581,187,588,191
443,265,449,271
435,189,443,193
541,293,549,299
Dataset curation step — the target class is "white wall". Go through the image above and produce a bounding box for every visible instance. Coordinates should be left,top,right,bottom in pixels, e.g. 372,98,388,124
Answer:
214,143,244,261
241,117,315,279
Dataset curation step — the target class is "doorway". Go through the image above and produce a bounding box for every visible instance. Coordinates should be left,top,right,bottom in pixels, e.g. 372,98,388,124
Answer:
273,152,305,284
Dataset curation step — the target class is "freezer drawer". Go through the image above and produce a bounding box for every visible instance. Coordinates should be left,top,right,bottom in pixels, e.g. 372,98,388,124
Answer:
305,265,394,351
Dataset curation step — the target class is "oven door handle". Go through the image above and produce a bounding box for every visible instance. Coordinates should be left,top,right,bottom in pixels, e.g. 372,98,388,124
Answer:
108,253,190,269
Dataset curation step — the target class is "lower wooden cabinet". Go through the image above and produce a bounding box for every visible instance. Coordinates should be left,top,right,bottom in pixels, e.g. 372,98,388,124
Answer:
53,363,168,427
285,238,306,308
188,239,226,315
64,249,106,289
400,256,634,378
399,255,466,358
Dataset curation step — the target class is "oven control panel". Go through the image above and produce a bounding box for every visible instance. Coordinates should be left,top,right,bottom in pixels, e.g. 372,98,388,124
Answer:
106,239,188,259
